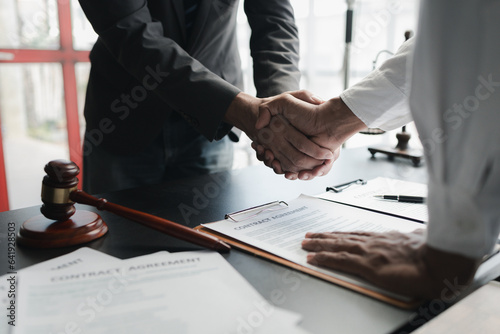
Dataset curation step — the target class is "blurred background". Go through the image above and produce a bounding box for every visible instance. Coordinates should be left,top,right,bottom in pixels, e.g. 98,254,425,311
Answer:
0,0,420,210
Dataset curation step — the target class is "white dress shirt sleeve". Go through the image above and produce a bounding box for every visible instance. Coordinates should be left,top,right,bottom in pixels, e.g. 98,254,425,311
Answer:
410,0,500,258
340,38,414,131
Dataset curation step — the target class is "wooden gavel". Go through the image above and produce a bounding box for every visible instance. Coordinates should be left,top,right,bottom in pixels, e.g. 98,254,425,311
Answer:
17,160,230,252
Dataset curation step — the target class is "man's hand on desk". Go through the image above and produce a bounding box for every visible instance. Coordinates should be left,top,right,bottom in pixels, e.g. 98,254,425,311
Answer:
251,91,366,180
301,230,480,299
225,92,334,174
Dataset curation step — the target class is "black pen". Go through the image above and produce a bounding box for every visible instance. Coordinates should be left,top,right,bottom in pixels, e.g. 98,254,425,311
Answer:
374,195,426,203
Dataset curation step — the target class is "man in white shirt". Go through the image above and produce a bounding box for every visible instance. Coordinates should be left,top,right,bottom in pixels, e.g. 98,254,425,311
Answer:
252,0,500,299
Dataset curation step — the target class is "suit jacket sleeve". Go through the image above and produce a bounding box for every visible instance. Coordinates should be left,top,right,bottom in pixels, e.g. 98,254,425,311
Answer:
244,0,301,97
78,0,240,141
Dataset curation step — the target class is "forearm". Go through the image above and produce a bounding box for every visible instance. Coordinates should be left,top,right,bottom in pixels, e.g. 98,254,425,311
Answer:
224,92,261,140
245,0,300,96
319,97,367,146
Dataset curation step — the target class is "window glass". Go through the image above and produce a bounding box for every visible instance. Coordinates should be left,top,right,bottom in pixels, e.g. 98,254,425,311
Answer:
71,0,97,50
291,0,310,19
0,63,68,209
0,0,59,49
349,0,419,84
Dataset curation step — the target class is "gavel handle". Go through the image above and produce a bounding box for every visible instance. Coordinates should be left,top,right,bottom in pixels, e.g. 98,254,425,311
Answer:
69,190,230,253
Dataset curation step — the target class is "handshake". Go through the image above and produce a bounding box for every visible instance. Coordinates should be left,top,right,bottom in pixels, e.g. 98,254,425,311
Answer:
225,90,367,180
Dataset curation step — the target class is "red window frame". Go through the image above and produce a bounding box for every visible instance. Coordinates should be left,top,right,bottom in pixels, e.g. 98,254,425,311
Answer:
0,1,89,211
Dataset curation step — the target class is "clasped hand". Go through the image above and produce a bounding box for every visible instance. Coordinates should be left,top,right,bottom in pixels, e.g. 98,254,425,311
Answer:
250,90,365,180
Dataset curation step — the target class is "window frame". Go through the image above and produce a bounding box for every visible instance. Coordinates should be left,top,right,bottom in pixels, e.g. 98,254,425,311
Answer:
0,1,89,211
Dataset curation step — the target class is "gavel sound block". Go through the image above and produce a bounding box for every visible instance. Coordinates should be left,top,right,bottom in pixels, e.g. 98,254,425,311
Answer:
17,160,230,252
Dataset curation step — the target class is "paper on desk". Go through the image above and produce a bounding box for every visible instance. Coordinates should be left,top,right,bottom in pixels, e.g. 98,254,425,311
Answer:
14,251,308,334
202,194,424,301
319,177,428,222
1,247,121,334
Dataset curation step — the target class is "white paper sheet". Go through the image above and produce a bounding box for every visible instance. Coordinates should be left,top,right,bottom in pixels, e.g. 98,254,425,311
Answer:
2,247,121,333
14,251,308,334
319,177,428,222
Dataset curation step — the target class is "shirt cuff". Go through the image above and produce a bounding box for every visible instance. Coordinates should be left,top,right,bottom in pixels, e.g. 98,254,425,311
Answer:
340,71,413,131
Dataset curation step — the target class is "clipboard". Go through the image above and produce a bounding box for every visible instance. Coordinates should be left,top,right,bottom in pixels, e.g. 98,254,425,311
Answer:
195,198,422,309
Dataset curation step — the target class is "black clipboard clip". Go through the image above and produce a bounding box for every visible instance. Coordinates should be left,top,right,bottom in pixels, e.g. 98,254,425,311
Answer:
326,179,367,193
225,201,289,222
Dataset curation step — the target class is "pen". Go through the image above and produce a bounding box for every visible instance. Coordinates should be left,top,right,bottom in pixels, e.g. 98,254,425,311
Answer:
374,195,426,203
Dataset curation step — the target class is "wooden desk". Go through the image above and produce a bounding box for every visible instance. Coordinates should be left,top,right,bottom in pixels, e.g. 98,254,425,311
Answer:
1,148,498,333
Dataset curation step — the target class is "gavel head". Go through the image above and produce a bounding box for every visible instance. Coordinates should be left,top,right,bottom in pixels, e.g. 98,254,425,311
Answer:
18,159,107,248
40,160,80,221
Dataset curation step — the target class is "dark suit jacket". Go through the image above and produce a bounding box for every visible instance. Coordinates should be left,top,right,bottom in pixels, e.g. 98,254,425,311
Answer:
79,0,300,154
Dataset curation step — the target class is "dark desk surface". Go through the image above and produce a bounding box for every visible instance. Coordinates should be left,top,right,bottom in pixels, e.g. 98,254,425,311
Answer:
2,147,496,333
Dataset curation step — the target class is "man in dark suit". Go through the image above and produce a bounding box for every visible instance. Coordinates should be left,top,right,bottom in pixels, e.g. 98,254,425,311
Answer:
78,0,333,194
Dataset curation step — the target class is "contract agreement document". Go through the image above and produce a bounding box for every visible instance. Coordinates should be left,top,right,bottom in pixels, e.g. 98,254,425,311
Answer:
200,194,425,307
14,251,308,334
